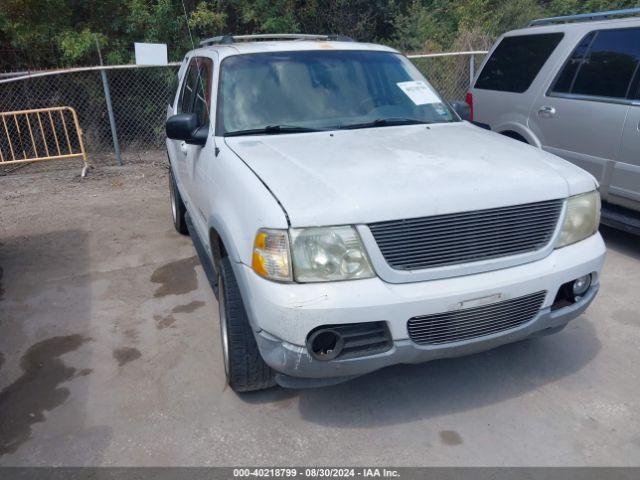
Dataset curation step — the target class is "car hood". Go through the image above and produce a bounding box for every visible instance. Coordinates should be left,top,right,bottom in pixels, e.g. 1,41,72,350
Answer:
225,122,596,227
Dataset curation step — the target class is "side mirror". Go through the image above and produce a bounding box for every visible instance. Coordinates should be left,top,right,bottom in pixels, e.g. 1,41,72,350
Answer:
166,113,208,146
450,101,471,121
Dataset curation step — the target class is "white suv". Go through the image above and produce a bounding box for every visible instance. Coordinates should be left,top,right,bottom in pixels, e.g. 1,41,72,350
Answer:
166,34,605,392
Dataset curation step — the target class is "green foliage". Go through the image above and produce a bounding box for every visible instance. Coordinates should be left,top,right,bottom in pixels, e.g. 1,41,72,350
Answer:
2,0,639,70
58,30,106,64
188,1,227,36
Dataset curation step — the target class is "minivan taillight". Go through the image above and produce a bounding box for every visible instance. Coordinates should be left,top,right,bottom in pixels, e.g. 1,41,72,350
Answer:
465,92,474,121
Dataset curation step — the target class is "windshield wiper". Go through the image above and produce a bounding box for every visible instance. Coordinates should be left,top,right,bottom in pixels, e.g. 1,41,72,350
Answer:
225,125,325,137
338,117,432,130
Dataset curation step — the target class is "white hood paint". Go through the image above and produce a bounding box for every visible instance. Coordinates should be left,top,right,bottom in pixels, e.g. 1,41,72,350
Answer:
225,122,596,227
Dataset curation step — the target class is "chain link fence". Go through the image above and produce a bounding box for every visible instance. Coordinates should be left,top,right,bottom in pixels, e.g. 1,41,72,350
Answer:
0,52,485,166
409,52,487,102
0,65,180,161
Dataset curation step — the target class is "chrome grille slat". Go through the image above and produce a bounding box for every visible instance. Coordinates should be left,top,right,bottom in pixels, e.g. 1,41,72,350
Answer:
409,312,539,337
369,204,561,232
369,200,562,270
408,291,546,345
409,307,540,331
380,235,551,257
416,318,529,340
419,320,528,343
382,243,548,265
376,215,559,245
411,293,545,321
409,305,541,330
370,209,562,236
411,307,541,327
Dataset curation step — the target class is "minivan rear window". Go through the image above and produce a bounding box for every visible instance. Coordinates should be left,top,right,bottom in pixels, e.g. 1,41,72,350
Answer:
475,33,564,93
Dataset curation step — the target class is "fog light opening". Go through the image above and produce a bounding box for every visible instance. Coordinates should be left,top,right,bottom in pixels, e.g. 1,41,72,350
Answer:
572,274,592,298
308,329,344,361
552,274,594,311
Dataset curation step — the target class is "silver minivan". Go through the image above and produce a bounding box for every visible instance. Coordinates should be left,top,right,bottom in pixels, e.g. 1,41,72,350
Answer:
467,8,640,234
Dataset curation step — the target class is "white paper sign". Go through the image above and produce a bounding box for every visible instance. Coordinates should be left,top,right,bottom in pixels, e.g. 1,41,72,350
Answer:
397,81,441,105
134,42,168,66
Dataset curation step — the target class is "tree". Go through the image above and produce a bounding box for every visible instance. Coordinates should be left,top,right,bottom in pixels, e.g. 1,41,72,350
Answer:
2,0,639,71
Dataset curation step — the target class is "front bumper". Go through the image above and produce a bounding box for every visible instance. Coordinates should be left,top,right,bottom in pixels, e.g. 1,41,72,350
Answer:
232,233,605,382
257,285,597,386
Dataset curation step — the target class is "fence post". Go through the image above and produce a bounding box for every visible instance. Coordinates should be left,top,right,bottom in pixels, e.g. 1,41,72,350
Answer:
96,38,122,166
469,54,476,88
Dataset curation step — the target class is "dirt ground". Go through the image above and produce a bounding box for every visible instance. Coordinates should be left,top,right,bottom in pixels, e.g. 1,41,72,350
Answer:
0,154,639,466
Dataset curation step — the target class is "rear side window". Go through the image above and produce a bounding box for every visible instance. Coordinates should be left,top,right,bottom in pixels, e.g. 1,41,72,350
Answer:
551,28,640,100
475,33,564,93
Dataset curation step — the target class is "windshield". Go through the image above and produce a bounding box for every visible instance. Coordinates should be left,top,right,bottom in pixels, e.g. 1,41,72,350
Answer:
217,50,457,136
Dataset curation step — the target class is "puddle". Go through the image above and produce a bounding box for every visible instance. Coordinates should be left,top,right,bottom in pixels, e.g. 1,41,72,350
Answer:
150,256,199,298
113,347,141,367
439,430,463,446
154,314,176,330
0,334,89,456
172,300,205,314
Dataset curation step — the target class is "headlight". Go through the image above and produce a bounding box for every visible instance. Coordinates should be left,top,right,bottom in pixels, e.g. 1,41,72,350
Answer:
555,191,600,248
290,226,375,282
252,229,292,281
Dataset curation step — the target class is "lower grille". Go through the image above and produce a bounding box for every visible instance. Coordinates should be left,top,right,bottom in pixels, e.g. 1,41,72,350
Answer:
408,291,546,345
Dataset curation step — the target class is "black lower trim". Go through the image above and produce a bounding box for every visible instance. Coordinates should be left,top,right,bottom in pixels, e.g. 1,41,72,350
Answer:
601,202,640,236
185,212,219,296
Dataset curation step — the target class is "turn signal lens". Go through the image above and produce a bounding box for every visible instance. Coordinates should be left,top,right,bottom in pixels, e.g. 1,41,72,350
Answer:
252,229,292,281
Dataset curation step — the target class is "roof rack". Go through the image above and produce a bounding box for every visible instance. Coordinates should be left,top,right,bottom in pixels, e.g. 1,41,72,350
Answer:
528,7,640,27
199,34,354,47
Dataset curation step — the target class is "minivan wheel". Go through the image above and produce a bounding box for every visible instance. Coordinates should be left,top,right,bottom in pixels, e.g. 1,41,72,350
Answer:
218,257,276,392
169,167,188,235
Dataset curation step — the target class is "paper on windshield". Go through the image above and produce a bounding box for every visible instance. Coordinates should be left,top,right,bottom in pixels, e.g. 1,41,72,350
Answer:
397,81,441,105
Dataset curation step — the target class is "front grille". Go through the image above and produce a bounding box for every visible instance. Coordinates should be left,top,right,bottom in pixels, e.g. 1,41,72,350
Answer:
369,200,562,270
408,291,546,345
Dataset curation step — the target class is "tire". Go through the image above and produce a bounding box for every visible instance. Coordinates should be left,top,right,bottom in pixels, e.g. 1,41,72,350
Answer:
218,257,276,392
169,167,188,235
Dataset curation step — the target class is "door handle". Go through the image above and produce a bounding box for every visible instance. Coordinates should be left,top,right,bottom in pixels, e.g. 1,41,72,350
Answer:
180,141,188,155
538,106,556,118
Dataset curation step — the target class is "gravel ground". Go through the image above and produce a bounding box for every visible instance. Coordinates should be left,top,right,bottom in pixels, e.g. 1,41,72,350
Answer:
0,155,639,466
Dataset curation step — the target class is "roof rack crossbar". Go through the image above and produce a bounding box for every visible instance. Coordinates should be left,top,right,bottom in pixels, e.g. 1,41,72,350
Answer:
199,34,353,47
528,7,640,27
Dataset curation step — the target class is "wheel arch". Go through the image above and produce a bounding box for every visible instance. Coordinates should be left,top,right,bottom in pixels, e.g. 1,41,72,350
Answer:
494,121,542,148
500,130,529,143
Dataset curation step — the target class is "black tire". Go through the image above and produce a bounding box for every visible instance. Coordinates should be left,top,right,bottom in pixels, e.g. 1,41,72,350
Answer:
169,167,188,235
218,257,276,392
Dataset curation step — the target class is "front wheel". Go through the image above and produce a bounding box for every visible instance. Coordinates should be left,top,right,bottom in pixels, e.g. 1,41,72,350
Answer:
218,257,276,392
169,167,188,235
